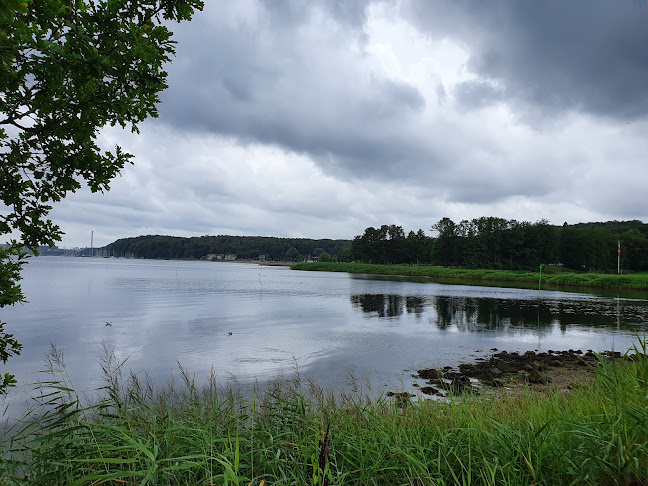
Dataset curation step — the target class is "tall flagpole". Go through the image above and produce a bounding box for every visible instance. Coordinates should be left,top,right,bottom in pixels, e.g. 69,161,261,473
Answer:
617,240,620,274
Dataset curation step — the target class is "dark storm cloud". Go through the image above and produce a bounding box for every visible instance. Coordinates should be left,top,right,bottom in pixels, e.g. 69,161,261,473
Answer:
403,0,648,120
117,0,647,225
157,1,433,179
268,0,370,29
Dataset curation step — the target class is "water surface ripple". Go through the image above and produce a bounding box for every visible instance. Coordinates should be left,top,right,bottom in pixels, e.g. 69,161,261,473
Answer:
2,257,646,417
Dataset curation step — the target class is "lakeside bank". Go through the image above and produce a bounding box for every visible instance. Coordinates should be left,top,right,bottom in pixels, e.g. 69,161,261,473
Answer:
291,262,648,292
2,342,647,485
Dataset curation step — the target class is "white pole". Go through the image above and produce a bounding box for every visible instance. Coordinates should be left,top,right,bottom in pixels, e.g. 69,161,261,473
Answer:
91,231,94,258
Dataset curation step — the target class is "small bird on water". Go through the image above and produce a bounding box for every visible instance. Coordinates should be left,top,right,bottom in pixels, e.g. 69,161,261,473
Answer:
228,331,232,336
105,322,112,327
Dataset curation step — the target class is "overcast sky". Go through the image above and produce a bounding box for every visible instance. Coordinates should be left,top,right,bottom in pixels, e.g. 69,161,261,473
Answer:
51,0,648,248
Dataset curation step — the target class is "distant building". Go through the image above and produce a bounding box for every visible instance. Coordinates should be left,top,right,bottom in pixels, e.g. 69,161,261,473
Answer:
258,254,266,261
36,245,65,256
224,254,237,261
204,253,226,261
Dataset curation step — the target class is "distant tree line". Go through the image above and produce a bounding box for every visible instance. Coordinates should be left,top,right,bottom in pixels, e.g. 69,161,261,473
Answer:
351,225,431,265
351,218,648,272
104,235,351,261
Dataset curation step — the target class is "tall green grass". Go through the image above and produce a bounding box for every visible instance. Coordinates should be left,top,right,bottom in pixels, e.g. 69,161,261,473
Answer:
2,341,648,485
292,262,648,291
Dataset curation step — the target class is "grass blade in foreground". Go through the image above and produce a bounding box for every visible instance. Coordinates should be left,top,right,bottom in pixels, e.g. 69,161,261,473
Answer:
1,340,647,485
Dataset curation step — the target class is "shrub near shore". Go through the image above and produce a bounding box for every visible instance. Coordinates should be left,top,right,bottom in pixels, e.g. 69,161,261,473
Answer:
2,342,648,485
291,262,648,291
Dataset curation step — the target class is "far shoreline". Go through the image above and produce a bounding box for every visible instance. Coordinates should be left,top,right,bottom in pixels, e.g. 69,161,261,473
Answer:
290,261,648,294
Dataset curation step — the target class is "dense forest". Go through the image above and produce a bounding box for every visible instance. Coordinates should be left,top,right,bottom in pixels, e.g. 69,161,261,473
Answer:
104,235,351,261
104,218,648,272
351,218,648,272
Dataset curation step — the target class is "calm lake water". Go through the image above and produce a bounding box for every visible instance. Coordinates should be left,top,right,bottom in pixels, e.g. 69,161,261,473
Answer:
2,257,648,418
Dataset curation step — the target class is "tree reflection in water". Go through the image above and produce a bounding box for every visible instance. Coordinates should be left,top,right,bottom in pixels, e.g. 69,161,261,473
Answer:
349,293,647,332
350,294,424,318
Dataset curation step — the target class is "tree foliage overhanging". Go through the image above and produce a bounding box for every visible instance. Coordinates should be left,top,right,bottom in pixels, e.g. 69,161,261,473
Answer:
0,0,203,393
351,218,648,272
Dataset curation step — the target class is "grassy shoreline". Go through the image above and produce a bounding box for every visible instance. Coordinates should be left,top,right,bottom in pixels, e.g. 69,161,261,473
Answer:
291,262,648,291
2,343,647,485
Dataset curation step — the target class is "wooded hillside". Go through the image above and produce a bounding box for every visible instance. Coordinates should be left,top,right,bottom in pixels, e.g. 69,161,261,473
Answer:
105,235,350,261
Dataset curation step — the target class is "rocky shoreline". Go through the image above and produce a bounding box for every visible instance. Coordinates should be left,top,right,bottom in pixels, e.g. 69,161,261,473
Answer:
388,349,634,403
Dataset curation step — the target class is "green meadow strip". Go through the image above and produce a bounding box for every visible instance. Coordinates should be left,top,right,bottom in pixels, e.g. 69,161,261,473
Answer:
2,341,648,485
291,262,648,290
